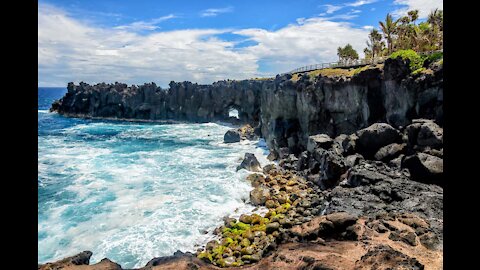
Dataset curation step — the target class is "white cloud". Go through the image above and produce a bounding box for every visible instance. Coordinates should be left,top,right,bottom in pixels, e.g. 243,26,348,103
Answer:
363,25,374,30
321,0,377,14
200,7,233,17
114,14,176,31
392,0,443,19
234,18,369,73
38,4,257,87
319,12,361,21
324,4,343,14
38,4,370,87
349,0,377,7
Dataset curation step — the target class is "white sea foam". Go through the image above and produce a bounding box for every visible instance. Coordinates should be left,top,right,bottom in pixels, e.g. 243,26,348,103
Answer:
38,120,272,268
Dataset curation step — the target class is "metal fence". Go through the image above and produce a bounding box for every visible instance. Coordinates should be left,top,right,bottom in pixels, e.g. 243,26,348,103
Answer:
284,50,443,75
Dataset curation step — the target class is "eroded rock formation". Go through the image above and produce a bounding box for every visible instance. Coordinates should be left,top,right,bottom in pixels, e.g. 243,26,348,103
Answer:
51,58,442,156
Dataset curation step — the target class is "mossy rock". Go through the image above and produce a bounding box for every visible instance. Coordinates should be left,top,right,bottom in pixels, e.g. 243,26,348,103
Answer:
250,214,263,225
239,214,253,224
240,238,251,247
241,230,254,241
251,224,267,232
198,251,213,262
265,199,277,209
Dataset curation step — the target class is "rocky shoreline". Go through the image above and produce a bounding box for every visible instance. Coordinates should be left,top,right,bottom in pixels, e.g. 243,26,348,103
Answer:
42,57,443,269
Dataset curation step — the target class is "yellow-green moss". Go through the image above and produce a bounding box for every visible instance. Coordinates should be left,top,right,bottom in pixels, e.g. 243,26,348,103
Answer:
411,67,426,75
198,251,213,262
290,64,382,82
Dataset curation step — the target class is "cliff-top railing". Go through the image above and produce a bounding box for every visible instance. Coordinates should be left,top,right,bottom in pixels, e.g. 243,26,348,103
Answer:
284,49,443,75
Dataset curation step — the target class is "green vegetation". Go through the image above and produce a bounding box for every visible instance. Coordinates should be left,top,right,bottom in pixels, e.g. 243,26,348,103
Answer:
389,49,443,73
250,77,274,81
379,14,397,54
411,67,426,75
390,49,424,70
424,51,443,63
250,8,443,82
364,29,385,62
337,44,359,65
290,64,382,81
365,8,443,59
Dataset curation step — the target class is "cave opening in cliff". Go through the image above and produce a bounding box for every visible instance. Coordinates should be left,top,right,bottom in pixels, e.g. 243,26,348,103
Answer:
228,108,239,119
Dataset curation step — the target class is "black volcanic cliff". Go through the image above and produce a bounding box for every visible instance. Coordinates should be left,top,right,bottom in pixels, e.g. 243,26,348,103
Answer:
51,58,443,155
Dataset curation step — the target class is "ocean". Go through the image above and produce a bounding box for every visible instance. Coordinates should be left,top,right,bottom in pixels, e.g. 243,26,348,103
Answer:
38,87,270,268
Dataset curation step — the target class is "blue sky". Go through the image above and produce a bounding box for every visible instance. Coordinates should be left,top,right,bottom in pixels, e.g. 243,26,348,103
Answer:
38,0,443,87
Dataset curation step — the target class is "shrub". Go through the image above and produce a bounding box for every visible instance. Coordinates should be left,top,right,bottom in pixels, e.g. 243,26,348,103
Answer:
424,51,443,63
423,51,443,67
389,49,424,71
411,67,426,75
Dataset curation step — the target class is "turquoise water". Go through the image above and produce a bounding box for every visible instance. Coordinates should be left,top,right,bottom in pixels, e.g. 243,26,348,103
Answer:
38,88,270,268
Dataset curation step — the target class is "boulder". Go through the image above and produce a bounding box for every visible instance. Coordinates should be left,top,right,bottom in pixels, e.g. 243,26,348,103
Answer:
267,151,278,161
403,153,443,186
333,134,357,156
266,222,280,233
239,214,253,224
224,129,241,143
405,119,443,149
325,212,358,230
419,231,441,250
307,134,333,152
277,147,291,159
388,230,418,246
388,154,404,168
312,148,347,189
345,154,364,168
237,153,262,172
356,123,401,158
238,124,257,140
246,173,265,187
290,216,334,239
262,163,278,175
250,186,271,205
374,143,406,162
296,151,309,171
417,121,443,148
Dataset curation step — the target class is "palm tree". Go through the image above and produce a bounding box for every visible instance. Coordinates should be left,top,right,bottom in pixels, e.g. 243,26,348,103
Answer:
411,22,428,52
379,14,398,54
408,10,419,25
366,29,385,62
428,8,443,30
427,9,443,49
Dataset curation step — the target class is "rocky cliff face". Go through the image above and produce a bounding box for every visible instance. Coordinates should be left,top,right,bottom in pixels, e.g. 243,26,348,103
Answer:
259,58,442,157
52,80,263,124
51,58,442,157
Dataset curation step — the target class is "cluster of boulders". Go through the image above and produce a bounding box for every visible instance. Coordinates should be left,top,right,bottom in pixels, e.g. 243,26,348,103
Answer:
286,119,443,189
224,124,260,143
196,158,327,267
